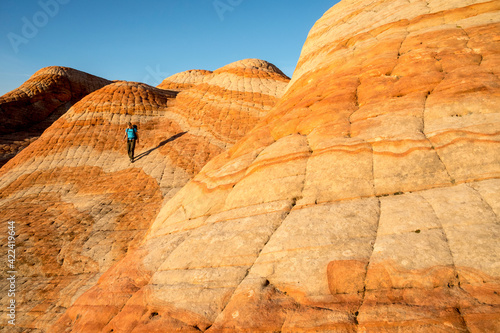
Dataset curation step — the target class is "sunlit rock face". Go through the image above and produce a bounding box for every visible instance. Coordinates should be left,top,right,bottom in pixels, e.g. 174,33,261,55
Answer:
53,0,498,331
159,58,291,149
0,59,288,332
0,66,111,167
2,0,499,331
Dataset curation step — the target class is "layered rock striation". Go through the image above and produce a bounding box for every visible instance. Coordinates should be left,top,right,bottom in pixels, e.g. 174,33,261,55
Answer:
0,66,111,167
160,59,290,148
0,60,289,332
50,0,499,332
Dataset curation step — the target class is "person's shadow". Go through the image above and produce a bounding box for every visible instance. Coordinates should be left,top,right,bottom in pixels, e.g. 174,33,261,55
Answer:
134,131,187,162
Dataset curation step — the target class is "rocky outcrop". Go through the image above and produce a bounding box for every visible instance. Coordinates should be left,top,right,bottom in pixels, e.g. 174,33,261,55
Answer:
0,66,111,133
49,0,499,332
157,69,212,91
0,66,111,167
161,59,290,148
0,60,289,332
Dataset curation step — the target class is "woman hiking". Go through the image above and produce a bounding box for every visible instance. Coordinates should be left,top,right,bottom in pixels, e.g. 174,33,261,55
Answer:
123,122,139,162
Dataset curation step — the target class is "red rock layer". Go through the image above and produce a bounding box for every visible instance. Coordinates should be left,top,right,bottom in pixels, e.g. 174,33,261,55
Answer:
51,0,499,332
0,59,288,331
160,59,290,147
0,66,111,167
0,66,111,132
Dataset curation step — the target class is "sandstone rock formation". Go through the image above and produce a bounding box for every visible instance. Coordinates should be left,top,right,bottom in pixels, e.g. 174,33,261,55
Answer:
0,60,289,332
157,69,213,91
161,59,291,148
1,0,499,331
49,0,499,332
0,66,111,167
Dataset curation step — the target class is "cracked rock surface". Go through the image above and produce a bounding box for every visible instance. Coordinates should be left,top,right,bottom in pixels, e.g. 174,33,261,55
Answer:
1,0,500,332
0,60,288,332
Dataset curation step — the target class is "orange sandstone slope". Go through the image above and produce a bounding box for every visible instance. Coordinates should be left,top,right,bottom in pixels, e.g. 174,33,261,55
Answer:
161,59,291,148
0,60,288,332
157,68,212,91
52,0,500,332
0,66,111,167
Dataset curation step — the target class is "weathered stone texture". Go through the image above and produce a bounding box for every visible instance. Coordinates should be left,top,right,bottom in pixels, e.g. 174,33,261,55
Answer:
163,59,290,148
0,60,288,332
0,66,112,167
157,69,212,91
2,0,500,332
51,0,500,332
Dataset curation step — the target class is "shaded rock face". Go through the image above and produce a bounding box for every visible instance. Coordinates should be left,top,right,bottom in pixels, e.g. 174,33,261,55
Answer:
47,0,499,332
0,66,112,167
0,60,288,331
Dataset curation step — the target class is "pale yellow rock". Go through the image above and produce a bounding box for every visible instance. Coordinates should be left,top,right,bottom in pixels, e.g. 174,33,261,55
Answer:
251,198,380,297
299,139,375,205
224,134,311,209
421,184,500,280
470,178,500,217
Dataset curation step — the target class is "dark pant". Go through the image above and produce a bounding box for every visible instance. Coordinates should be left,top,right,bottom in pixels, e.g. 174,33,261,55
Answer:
127,139,136,160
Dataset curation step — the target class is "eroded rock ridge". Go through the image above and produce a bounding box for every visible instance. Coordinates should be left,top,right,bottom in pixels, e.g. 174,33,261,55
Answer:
0,60,289,332
1,0,499,332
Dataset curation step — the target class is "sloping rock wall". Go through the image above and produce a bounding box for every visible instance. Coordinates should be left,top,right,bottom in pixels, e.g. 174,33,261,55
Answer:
0,66,112,167
161,59,290,148
50,0,499,332
0,60,288,332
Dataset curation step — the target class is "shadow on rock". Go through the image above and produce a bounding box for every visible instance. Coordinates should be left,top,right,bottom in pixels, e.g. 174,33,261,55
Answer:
134,131,187,162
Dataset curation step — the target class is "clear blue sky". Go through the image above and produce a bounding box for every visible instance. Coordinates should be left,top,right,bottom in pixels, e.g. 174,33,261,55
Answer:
0,0,339,95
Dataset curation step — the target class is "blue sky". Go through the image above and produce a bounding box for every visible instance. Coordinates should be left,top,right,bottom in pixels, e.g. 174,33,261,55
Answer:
0,0,339,95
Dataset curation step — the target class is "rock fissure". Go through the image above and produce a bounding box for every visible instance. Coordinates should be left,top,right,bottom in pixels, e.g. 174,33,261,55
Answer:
209,133,312,328
421,77,456,185
355,197,382,324
2,2,499,332
420,194,462,294
210,197,300,327
466,183,499,222
347,78,362,138
455,306,472,333
460,26,484,68
105,232,194,330
393,27,410,66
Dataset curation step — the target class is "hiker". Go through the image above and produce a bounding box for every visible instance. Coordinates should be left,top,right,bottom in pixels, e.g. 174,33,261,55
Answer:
123,122,139,162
